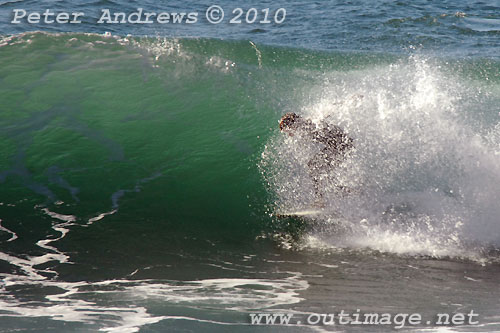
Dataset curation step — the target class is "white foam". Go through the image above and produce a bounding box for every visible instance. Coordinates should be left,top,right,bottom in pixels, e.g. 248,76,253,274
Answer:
88,209,117,224
129,273,308,311
261,55,500,262
0,273,308,331
42,208,76,223
0,219,17,242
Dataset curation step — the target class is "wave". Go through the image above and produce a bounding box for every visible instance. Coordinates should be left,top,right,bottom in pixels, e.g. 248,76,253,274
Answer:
458,17,500,33
0,32,499,264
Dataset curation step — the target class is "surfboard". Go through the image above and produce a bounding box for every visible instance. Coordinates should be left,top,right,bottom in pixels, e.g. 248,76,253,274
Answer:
275,209,324,218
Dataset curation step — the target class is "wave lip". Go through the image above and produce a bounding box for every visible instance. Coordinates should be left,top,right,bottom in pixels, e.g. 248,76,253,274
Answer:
460,17,500,32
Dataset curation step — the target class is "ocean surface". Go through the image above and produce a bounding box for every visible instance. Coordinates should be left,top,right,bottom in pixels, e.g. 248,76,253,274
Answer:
0,0,499,332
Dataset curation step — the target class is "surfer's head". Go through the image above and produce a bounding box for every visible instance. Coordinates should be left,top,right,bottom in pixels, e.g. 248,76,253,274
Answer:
279,112,301,131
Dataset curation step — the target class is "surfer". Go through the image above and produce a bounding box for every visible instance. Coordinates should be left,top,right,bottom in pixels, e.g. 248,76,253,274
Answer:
279,112,353,203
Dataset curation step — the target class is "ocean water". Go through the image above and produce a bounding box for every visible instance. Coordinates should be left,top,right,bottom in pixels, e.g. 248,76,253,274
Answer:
0,1,499,332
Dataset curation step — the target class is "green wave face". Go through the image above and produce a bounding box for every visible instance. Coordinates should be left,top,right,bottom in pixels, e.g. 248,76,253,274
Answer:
0,33,280,240
0,32,499,250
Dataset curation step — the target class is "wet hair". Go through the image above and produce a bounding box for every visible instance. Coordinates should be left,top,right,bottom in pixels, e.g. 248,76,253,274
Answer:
279,112,301,131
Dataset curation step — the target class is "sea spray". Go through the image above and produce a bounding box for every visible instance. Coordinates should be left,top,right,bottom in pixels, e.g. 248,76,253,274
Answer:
261,55,500,261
